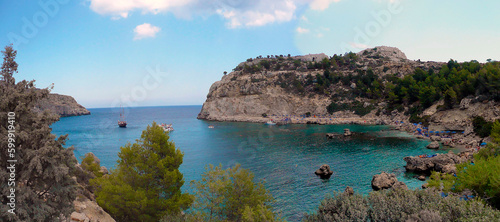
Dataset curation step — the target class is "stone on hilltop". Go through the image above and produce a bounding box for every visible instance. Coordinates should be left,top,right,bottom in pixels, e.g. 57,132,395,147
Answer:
357,46,407,62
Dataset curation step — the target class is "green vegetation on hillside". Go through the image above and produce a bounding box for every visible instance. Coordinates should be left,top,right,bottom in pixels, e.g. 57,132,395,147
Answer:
0,45,77,221
233,52,500,118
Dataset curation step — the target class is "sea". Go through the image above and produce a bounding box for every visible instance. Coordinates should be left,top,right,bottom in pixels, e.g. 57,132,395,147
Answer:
51,105,455,221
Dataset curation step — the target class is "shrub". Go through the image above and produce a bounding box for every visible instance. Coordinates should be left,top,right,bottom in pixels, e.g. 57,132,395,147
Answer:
189,164,277,221
472,116,493,137
81,153,103,178
454,156,500,209
262,113,268,118
304,192,368,222
305,189,500,222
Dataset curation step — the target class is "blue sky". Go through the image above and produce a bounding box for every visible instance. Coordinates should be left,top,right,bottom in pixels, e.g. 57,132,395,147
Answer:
1,0,499,108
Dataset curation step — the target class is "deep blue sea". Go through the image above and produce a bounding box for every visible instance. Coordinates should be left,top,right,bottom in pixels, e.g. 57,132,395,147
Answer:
51,106,455,221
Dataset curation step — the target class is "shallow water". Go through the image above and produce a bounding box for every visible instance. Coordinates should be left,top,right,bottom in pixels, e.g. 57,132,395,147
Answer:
51,106,455,221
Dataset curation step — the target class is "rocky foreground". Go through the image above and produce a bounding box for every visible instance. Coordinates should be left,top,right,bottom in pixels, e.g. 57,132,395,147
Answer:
35,92,90,117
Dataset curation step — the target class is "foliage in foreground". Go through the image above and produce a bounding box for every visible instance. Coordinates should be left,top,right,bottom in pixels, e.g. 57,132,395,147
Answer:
304,189,500,222
188,164,280,222
0,45,77,221
428,121,500,209
91,122,193,222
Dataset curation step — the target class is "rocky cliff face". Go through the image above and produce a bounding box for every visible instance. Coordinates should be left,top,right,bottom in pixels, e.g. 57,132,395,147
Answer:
35,93,90,117
198,46,499,132
199,46,438,120
198,75,332,120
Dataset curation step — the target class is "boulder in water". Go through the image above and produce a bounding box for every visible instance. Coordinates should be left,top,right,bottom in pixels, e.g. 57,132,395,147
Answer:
344,186,354,195
344,129,352,136
426,141,440,149
371,172,407,191
314,164,333,179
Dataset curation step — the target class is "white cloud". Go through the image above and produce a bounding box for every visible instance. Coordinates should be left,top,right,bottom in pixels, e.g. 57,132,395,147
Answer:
218,1,296,28
133,23,161,40
309,0,341,11
296,27,310,33
89,0,193,19
88,0,319,28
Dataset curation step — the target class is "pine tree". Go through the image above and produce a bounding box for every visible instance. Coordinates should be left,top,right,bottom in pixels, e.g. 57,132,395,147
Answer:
91,122,193,221
190,164,275,221
0,45,77,221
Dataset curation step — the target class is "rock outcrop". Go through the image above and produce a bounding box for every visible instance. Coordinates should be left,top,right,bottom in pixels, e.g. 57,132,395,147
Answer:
198,45,500,141
68,197,115,222
344,186,354,195
403,151,474,174
68,152,114,222
371,172,407,191
343,129,352,136
198,46,445,121
314,164,333,179
426,141,440,149
35,93,90,117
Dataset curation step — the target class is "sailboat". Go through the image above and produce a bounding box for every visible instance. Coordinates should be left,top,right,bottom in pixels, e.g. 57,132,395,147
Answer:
118,106,127,128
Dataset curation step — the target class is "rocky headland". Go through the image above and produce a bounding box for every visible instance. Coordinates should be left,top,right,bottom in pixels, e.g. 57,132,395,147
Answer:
35,92,90,117
199,46,499,147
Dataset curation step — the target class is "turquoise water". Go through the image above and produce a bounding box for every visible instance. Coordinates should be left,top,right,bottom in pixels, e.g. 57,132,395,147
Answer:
51,106,454,221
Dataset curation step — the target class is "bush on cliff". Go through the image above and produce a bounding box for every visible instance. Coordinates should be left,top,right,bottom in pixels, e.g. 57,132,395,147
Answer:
304,188,500,222
91,122,193,221
472,116,494,138
0,45,77,221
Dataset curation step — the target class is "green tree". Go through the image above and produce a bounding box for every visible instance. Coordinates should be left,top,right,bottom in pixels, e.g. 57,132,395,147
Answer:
491,120,500,144
91,122,193,221
444,88,457,109
81,153,103,178
189,164,276,222
0,45,77,221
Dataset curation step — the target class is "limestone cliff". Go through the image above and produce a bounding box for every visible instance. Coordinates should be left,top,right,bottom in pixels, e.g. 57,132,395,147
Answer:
35,93,90,117
199,46,440,120
199,46,500,133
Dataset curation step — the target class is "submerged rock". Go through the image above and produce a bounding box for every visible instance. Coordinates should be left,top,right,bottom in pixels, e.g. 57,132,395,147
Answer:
314,164,333,179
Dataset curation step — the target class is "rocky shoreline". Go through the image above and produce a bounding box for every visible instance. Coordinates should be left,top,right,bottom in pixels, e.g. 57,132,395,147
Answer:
200,112,486,152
